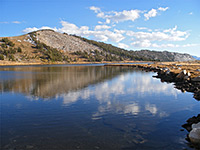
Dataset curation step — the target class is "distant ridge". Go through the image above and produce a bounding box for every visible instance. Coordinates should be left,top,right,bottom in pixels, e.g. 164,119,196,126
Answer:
0,29,196,63
193,56,200,60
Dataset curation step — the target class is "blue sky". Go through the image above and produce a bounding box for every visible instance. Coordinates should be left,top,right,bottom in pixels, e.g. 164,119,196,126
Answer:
1,0,200,56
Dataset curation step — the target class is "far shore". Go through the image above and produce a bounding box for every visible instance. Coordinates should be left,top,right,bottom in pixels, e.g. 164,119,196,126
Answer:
0,60,151,67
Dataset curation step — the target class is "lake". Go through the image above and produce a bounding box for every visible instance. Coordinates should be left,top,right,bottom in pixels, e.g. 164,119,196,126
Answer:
0,64,199,150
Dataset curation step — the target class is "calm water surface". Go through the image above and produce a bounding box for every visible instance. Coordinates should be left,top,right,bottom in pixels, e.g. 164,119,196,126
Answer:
0,65,199,150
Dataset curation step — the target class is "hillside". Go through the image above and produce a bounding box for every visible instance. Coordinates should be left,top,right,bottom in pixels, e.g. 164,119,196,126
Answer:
0,29,196,64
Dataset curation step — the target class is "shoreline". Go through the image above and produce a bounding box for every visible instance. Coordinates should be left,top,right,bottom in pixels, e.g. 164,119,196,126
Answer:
0,60,150,67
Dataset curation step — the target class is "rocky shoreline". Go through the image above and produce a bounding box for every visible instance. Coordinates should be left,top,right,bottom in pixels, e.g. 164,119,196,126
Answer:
182,114,200,149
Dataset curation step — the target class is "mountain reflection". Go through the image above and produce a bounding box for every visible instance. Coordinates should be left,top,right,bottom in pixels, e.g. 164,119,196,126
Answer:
0,66,132,98
0,66,181,112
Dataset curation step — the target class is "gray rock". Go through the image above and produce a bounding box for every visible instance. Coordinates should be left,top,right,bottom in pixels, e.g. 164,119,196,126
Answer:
189,123,200,144
192,122,200,129
176,70,187,79
191,76,200,82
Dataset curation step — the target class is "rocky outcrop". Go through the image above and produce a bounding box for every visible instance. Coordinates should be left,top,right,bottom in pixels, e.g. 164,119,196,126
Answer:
36,30,102,53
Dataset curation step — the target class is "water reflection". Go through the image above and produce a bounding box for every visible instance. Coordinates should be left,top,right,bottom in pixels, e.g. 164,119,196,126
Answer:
0,66,129,99
0,65,199,150
0,65,187,119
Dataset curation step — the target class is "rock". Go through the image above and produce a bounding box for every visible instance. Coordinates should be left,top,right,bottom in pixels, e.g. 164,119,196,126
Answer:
191,76,200,82
189,127,200,144
187,71,191,77
165,70,170,75
183,75,190,80
192,122,200,129
163,67,169,71
176,70,187,79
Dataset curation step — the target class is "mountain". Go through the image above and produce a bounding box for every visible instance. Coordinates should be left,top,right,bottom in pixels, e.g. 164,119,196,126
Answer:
0,29,196,63
193,56,200,60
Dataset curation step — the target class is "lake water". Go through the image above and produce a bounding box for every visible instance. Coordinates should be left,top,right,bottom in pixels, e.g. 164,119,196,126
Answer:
0,64,199,150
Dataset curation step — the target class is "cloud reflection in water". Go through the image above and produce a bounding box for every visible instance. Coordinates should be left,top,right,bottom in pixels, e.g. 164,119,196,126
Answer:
60,72,180,119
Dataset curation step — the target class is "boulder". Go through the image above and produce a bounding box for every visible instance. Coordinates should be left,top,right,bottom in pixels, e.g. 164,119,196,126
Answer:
187,71,191,77
183,75,190,80
192,122,200,129
189,122,200,144
176,70,187,79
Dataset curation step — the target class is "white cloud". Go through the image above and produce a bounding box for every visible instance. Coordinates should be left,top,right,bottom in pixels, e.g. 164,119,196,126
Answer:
114,29,126,34
90,6,141,24
90,6,169,23
23,27,39,33
158,7,169,11
95,25,111,30
118,43,129,49
137,27,152,32
98,21,103,24
108,9,141,23
12,21,21,24
131,40,199,49
189,12,193,15
131,40,151,47
127,26,189,42
144,7,169,20
89,6,101,13
144,9,157,20
137,27,148,30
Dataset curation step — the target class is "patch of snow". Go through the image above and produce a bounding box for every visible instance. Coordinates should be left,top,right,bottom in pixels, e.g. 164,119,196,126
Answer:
23,35,36,45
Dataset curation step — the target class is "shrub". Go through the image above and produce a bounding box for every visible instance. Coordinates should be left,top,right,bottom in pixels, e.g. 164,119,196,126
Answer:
1,38,9,43
17,47,22,53
1,38,15,47
0,54,4,60
1,43,7,48
9,48,16,54
8,54,15,61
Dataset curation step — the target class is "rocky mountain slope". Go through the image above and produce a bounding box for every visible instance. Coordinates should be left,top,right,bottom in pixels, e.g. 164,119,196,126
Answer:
36,30,102,53
0,29,196,63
